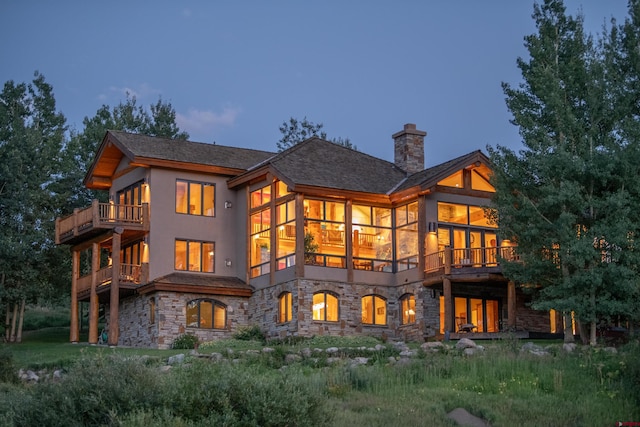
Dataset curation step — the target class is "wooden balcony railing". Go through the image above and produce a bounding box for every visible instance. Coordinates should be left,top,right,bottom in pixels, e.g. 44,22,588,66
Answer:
77,263,148,294
56,200,149,244
425,246,519,273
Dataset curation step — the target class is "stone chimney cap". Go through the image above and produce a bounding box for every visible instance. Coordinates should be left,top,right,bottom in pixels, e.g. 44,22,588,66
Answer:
392,123,427,139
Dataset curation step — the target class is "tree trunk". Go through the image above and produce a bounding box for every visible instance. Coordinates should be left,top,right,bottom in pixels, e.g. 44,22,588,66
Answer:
4,305,9,342
563,312,575,343
589,287,597,346
9,303,18,343
16,299,25,343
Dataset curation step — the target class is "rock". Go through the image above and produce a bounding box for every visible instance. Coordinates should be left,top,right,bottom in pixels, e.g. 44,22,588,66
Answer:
604,347,618,354
167,353,185,365
456,338,477,349
300,348,312,358
285,354,302,364
463,347,484,356
53,370,63,380
421,341,444,351
245,349,260,357
159,365,172,373
521,342,549,356
387,356,397,365
24,370,39,382
209,352,224,362
562,343,577,353
351,357,369,365
326,357,342,364
374,344,386,351
326,347,339,354
399,350,417,357
262,347,275,353
447,407,490,427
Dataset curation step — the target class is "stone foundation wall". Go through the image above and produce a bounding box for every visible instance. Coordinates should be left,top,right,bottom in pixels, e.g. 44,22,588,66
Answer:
250,278,431,342
112,291,250,349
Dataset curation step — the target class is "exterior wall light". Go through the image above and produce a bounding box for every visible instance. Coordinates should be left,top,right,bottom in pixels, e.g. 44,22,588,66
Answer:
224,201,232,209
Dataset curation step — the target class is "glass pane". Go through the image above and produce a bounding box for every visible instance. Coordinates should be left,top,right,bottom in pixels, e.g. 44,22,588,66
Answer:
326,293,338,321
203,184,214,216
471,166,495,192
469,205,491,227
325,201,344,222
438,170,463,188
486,300,499,332
312,293,325,321
186,300,198,327
305,199,323,219
438,202,468,224
175,240,187,270
251,188,262,208
396,223,418,258
203,243,214,272
188,241,201,271
189,182,202,215
373,207,392,227
352,205,371,225
374,296,386,325
470,298,483,331
361,296,373,324
402,295,415,324
262,185,271,205
276,181,289,197
455,297,467,330
439,295,445,334
200,301,213,328
176,181,188,213
213,304,226,329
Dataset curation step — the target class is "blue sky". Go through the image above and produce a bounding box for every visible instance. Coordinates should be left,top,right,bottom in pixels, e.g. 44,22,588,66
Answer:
0,1,629,166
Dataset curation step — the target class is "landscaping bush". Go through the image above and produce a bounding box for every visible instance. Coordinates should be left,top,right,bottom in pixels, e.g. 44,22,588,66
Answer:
232,325,265,342
0,347,18,384
171,333,199,349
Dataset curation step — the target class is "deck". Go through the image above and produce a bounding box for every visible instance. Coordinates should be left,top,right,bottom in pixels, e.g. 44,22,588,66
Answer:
55,200,149,245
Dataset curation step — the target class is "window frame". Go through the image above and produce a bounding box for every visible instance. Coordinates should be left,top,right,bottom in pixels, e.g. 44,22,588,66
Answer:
361,294,387,326
312,291,339,322
175,179,216,217
278,292,293,323
400,294,416,325
186,298,227,329
175,239,215,273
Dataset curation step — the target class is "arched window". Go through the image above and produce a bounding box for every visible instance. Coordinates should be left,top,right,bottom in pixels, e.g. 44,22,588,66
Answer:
312,291,339,322
186,299,226,329
362,295,386,325
400,294,416,324
278,292,293,323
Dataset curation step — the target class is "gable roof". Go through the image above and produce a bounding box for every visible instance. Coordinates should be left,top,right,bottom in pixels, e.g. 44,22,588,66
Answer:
230,137,408,196
84,130,275,189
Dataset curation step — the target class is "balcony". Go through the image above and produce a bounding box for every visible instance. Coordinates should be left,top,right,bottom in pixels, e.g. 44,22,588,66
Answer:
76,263,149,302
56,200,149,245
424,246,519,283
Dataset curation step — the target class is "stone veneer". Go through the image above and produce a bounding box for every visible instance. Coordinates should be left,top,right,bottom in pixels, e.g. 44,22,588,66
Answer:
392,123,427,174
249,278,440,342
111,291,250,349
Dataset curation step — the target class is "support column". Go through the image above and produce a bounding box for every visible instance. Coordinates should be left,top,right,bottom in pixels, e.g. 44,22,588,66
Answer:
443,246,453,333
108,230,122,346
88,242,100,344
70,250,80,343
507,280,516,330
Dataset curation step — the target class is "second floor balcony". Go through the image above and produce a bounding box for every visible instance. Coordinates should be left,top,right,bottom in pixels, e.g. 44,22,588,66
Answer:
424,246,519,283
76,263,149,302
56,200,149,245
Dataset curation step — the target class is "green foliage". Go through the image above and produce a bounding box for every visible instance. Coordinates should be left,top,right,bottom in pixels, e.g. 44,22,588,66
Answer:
489,0,640,343
171,333,199,350
277,116,354,151
0,346,18,384
232,324,265,342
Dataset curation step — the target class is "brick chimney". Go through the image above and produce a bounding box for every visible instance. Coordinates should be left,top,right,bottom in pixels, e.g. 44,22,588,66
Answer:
392,123,426,174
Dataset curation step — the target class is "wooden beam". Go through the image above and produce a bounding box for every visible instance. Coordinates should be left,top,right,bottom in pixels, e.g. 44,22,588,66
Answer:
108,231,121,346
70,250,80,343
89,242,100,344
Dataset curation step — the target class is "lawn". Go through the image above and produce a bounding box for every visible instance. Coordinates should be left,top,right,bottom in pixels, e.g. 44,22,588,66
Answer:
2,324,639,426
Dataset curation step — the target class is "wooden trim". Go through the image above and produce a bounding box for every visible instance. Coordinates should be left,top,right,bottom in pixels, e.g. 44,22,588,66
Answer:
137,282,252,297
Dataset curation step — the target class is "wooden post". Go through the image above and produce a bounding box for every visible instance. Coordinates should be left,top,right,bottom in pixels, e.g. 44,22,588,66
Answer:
443,247,453,333
89,242,100,344
108,230,122,346
417,196,426,273
346,199,353,283
507,280,516,329
295,193,305,278
70,250,80,343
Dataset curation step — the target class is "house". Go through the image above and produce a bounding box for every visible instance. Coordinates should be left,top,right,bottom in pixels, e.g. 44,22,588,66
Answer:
55,124,558,348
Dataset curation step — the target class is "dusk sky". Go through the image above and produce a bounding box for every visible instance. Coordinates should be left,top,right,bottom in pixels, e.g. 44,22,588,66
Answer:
0,1,630,166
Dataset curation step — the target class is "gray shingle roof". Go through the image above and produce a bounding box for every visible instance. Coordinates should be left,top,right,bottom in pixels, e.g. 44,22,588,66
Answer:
254,137,408,194
109,130,275,171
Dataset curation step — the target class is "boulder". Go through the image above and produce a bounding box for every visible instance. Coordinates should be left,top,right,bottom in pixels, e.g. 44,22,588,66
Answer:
456,338,477,350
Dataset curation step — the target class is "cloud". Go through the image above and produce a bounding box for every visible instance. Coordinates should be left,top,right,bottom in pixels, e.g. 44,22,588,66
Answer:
97,83,161,103
176,107,241,136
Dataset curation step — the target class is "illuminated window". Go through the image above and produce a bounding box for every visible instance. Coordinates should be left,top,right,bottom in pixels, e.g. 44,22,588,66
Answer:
186,299,226,329
312,292,339,321
470,165,495,192
250,208,271,277
304,199,346,268
400,294,416,324
396,202,419,271
361,295,386,325
352,205,393,271
438,171,463,188
175,239,214,272
276,200,296,271
251,184,271,208
278,292,293,323
437,202,496,228
176,180,215,216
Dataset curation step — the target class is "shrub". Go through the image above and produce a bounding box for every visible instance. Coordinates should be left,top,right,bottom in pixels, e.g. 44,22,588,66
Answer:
233,325,265,342
172,333,199,349
0,347,19,384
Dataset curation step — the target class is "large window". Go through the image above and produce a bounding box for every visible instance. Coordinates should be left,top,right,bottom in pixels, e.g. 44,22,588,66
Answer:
117,181,143,205
400,294,416,325
187,299,226,329
176,180,215,216
351,205,393,271
361,295,386,325
304,199,345,268
175,239,215,272
276,199,296,271
312,291,339,322
278,292,292,323
439,296,500,334
395,202,419,271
